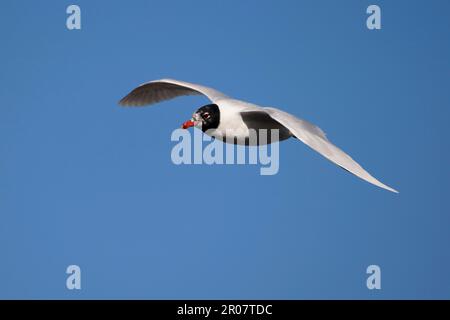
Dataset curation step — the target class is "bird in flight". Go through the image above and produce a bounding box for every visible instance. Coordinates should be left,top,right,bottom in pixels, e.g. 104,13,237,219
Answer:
119,78,398,193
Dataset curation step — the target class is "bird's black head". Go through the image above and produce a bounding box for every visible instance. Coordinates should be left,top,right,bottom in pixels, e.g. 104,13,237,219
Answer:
182,104,220,132
195,104,220,132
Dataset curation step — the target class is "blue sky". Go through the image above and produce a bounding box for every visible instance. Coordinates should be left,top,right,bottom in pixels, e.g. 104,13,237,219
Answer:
0,0,449,299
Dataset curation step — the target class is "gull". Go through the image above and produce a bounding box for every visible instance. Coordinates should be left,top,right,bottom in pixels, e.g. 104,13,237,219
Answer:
119,78,398,193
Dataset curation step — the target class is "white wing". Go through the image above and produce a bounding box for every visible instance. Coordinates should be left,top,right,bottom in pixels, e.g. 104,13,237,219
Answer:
119,78,228,106
264,107,398,193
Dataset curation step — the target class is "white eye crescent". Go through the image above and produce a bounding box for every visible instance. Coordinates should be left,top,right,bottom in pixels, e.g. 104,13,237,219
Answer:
203,112,211,119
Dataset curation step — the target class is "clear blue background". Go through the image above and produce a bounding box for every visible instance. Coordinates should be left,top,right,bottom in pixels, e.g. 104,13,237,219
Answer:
0,0,449,299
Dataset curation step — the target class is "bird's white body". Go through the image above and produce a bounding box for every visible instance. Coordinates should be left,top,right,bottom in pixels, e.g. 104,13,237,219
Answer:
120,78,398,193
202,98,290,144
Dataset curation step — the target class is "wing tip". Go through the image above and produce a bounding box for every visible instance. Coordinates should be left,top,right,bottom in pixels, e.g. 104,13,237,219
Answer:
118,93,151,107
118,99,145,107
118,97,128,106
373,181,399,194
118,96,136,107
384,186,399,194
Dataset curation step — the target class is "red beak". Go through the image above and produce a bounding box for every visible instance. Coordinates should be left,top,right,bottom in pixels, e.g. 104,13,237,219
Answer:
182,120,195,129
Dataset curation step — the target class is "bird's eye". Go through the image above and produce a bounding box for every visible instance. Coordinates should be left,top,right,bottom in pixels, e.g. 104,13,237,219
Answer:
203,112,211,119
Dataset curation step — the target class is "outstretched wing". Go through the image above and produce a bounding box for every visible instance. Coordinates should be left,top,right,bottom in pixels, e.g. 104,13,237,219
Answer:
119,79,229,107
264,107,398,193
